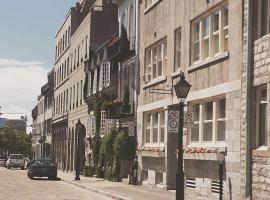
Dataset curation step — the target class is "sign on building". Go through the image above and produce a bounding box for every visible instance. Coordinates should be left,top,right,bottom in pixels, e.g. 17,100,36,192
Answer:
168,110,180,133
184,111,194,128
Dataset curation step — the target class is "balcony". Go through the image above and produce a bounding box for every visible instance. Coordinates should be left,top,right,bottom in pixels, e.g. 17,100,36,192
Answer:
107,32,135,62
106,103,132,119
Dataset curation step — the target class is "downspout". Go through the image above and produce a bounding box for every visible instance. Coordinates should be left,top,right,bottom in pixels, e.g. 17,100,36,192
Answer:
245,0,253,197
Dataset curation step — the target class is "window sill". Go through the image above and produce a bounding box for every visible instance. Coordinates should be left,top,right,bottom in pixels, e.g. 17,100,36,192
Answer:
171,68,182,78
142,75,167,89
188,51,229,72
252,147,270,157
144,0,162,15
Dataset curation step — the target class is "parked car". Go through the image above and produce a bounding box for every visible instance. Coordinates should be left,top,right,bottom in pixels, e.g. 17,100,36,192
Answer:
6,154,25,169
0,155,7,167
27,158,57,180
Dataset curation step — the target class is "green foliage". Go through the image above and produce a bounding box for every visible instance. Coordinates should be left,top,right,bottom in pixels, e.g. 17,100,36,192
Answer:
0,122,31,155
92,135,101,167
83,165,95,177
114,132,135,160
96,166,104,178
103,129,117,159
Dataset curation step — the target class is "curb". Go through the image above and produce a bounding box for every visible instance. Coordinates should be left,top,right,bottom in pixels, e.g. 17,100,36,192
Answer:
61,178,134,200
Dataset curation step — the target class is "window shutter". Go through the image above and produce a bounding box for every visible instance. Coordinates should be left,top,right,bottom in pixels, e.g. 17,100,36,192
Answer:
93,69,97,94
106,62,111,86
99,64,103,91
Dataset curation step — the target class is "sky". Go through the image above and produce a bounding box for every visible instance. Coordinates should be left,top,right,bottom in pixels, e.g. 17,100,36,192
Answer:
0,0,76,130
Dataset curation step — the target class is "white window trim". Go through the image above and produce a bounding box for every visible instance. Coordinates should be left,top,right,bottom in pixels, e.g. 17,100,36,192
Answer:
191,3,228,65
189,98,226,147
144,39,167,82
144,110,165,146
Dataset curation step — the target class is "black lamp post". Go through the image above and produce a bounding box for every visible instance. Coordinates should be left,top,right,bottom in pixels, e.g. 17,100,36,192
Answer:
173,72,191,200
75,119,82,181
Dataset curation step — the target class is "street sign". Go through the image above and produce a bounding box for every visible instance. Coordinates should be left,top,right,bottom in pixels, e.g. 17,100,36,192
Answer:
128,122,135,136
184,111,194,128
168,110,180,133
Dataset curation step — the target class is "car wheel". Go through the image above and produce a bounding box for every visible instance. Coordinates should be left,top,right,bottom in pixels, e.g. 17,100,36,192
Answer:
21,167,24,170
27,173,33,179
7,165,10,169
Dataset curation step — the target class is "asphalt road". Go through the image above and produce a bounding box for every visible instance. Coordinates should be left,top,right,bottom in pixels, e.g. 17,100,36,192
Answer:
0,167,113,200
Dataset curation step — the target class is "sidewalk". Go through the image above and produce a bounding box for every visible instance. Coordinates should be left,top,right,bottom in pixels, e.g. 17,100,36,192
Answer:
58,170,175,200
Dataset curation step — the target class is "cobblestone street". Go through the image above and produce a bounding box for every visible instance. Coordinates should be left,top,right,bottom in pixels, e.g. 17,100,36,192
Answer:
0,167,113,200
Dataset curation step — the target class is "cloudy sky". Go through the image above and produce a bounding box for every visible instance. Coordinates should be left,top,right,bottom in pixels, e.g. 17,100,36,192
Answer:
0,0,75,129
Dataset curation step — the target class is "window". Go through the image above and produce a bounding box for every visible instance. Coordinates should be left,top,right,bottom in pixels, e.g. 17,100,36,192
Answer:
145,39,167,81
255,85,267,147
73,85,75,109
80,80,83,105
144,110,165,145
174,28,181,71
87,71,91,96
191,4,229,64
100,111,106,136
76,82,79,107
85,36,88,58
190,98,226,145
93,69,97,94
89,113,95,136
256,0,270,39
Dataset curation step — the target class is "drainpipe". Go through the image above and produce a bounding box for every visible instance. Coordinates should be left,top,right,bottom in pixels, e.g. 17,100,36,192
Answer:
245,0,253,197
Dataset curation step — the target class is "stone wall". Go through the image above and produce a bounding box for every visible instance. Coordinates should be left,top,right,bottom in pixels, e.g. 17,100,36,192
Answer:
253,34,270,86
252,156,270,200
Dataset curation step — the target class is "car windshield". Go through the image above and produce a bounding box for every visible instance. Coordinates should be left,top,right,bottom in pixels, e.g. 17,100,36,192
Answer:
34,160,54,166
10,155,23,159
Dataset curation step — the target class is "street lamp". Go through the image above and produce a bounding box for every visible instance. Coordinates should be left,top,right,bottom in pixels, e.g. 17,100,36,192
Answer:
173,72,191,200
75,119,83,181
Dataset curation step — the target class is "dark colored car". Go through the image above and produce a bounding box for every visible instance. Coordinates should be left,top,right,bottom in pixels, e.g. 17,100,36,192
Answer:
27,158,57,180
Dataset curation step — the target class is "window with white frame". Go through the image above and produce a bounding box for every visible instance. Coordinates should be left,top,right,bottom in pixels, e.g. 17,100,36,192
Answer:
100,111,106,136
144,110,165,145
85,36,88,58
80,80,83,105
93,69,97,94
87,71,91,96
88,113,95,136
145,39,167,81
255,85,267,147
191,4,229,64
190,98,226,144
174,28,181,71
103,61,110,88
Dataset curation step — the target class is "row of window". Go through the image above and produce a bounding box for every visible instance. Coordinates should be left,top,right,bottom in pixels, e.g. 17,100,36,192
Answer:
53,79,84,117
55,26,71,61
55,57,70,87
54,35,89,88
143,3,228,83
142,98,226,146
70,36,89,72
87,61,111,96
87,111,112,137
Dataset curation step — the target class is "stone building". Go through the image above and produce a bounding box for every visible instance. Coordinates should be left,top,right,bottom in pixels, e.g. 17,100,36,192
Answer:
32,70,54,160
136,0,242,199
51,0,118,171
241,0,270,199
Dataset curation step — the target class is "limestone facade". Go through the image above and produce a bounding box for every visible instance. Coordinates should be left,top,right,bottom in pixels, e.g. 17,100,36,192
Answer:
137,0,243,199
